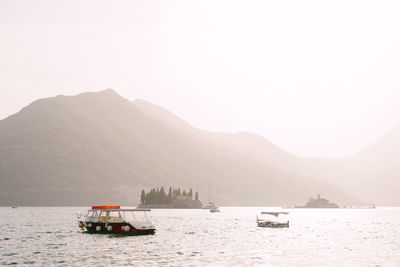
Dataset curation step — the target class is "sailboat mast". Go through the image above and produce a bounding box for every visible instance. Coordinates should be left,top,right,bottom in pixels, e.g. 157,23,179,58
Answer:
209,184,211,204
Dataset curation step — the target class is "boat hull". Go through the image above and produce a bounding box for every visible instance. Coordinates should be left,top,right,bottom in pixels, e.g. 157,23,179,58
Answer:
79,221,155,235
257,221,289,228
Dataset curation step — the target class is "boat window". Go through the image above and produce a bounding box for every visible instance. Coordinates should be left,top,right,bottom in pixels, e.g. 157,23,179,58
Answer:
130,211,149,222
87,211,96,217
122,211,135,222
108,211,122,218
98,211,106,218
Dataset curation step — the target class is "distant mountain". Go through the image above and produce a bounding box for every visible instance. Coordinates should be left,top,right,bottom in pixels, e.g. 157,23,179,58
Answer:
303,124,400,205
0,89,356,206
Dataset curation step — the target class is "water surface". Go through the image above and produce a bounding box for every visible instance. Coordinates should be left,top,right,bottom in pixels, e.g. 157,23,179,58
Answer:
1,207,399,266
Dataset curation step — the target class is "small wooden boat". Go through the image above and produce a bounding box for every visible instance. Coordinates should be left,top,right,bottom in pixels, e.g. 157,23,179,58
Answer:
78,205,155,235
257,211,289,228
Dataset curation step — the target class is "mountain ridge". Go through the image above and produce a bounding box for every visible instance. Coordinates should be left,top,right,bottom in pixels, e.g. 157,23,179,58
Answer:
0,89,388,206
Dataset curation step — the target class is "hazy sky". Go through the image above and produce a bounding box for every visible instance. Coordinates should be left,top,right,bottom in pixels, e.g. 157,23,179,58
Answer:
1,0,400,157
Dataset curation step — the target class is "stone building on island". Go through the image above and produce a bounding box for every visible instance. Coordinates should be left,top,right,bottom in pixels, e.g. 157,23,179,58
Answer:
296,194,339,208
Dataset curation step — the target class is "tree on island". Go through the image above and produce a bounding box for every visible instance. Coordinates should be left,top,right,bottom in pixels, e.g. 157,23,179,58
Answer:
140,189,145,204
168,187,172,201
189,188,193,198
160,187,166,203
140,187,200,205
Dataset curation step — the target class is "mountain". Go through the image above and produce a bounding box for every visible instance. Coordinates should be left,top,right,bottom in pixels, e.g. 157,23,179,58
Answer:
133,99,300,170
0,89,355,206
303,124,400,205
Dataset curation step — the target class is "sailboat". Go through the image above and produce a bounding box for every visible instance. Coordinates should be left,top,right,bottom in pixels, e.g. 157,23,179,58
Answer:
202,185,220,212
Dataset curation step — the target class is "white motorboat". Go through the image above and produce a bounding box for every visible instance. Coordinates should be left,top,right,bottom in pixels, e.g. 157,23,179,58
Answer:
256,211,289,228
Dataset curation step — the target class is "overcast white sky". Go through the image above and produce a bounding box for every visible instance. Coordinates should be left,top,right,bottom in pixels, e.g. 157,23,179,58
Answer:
1,0,400,157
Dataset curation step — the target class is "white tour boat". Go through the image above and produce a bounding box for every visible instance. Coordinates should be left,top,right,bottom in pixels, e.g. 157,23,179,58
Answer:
78,205,155,235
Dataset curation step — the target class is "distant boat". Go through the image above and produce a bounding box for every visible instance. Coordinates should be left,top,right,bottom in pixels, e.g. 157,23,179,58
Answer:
11,206,17,209
257,211,289,228
203,185,221,212
209,206,220,213
202,202,216,209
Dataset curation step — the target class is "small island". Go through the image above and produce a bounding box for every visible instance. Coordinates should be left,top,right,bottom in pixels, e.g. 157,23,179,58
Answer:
295,194,339,208
138,187,203,209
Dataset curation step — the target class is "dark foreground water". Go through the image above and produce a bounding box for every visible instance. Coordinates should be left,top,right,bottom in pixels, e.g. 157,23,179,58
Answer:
1,207,399,266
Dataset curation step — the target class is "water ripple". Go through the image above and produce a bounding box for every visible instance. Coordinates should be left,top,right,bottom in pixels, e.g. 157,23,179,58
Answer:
1,207,400,266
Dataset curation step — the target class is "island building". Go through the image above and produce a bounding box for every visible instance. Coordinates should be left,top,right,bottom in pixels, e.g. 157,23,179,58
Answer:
296,194,339,208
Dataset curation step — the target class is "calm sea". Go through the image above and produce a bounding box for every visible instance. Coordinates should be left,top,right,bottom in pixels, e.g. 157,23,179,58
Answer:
0,207,399,266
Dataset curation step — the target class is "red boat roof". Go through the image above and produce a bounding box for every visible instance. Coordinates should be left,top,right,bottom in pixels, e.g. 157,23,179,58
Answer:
92,205,120,210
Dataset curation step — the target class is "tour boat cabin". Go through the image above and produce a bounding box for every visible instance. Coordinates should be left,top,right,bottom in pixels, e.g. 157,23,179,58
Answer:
78,206,155,235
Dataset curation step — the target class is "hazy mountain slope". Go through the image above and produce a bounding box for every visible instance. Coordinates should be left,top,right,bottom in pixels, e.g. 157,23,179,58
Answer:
133,99,299,167
302,124,400,205
132,99,357,204
347,124,400,205
0,89,354,206
133,99,195,134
